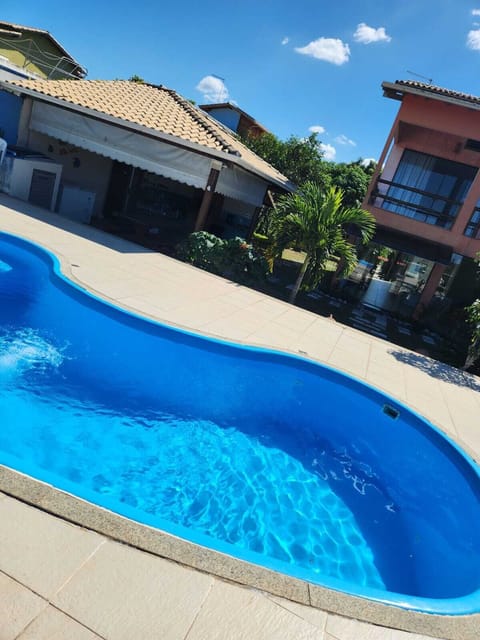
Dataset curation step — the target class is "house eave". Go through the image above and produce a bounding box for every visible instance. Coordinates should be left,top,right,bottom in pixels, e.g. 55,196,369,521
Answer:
382,81,480,113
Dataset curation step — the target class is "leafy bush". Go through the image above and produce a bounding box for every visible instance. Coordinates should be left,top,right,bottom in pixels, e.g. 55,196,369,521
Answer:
177,232,269,285
176,232,223,271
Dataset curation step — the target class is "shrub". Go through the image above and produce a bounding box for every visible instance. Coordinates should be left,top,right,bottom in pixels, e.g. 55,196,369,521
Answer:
176,232,223,272
177,232,269,285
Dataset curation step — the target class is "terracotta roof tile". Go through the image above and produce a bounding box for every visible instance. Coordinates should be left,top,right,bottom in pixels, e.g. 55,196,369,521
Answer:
387,80,480,107
5,79,291,188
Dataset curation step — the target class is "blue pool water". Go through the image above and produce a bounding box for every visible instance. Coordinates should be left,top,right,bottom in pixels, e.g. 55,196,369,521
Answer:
0,232,480,614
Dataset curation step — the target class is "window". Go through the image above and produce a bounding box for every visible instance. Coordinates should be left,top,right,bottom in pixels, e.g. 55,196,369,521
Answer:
465,139,480,153
464,200,480,239
380,150,477,229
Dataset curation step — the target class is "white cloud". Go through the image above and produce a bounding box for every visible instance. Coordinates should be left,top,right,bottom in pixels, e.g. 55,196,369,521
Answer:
319,143,336,160
281,37,289,45
467,29,480,49
472,9,480,15
361,157,377,167
334,134,356,146
196,75,229,102
309,125,326,134
353,23,391,44
295,38,350,65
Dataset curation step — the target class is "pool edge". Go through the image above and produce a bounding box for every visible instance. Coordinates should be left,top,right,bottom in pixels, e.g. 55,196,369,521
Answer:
1,227,480,639
0,464,479,640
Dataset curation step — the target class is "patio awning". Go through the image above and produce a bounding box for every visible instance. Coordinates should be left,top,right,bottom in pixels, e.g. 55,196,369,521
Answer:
29,101,268,206
30,101,211,189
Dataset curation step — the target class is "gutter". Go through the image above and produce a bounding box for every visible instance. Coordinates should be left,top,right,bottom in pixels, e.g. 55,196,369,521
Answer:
0,81,294,192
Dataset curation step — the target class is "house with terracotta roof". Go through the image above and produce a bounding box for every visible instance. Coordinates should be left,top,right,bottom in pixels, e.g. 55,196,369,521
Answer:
361,80,480,319
200,103,269,139
0,21,86,147
0,79,293,245
0,21,86,81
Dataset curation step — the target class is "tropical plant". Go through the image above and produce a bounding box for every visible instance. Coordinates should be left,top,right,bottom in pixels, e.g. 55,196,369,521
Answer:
176,231,223,270
176,232,269,285
270,183,376,304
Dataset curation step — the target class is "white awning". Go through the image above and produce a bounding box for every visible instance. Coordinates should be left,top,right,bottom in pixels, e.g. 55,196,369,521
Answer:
30,101,211,189
29,101,268,206
216,164,267,207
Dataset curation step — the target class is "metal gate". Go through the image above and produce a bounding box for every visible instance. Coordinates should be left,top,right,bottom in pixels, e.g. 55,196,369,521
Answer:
28,169,56,209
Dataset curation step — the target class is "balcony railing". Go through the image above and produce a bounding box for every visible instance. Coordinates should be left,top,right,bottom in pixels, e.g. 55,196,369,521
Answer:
369,177,464,229
0,35,87,79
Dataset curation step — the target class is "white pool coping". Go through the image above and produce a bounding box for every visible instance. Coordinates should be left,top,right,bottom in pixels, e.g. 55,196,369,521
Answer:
0,193,479,640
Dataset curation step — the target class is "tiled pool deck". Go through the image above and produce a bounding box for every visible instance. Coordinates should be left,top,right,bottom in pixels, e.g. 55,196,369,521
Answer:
0,193,479,640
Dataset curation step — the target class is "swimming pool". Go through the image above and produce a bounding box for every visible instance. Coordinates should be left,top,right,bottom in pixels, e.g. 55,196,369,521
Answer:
0,231,479,615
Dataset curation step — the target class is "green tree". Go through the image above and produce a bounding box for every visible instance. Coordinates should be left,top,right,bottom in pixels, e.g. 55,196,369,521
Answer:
271,183,376,304
326,162,373,208
243,132,331,188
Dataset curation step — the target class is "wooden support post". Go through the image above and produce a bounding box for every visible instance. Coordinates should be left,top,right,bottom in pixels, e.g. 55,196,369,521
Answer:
194,161,223,232
266,189,278,212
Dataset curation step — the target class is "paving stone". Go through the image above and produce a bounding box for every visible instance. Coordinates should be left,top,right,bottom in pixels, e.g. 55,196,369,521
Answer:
0,571,47,640
53,540,213,640
187,580,325,640
17,605,102,640
0,497,104,598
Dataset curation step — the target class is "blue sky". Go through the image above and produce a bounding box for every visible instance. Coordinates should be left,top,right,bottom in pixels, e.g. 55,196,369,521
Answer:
4,1,480,163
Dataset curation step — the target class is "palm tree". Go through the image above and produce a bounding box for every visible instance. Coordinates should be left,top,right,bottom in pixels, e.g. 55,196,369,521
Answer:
271,182,376,304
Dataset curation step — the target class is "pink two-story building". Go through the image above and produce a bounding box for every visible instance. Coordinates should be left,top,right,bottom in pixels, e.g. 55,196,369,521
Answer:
363,80,480,318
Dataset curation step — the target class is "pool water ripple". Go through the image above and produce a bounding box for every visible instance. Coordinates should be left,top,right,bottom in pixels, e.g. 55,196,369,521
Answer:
0,341,384,588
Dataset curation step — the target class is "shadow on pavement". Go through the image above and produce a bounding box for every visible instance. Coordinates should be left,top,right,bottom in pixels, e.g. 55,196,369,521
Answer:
388,349,480,392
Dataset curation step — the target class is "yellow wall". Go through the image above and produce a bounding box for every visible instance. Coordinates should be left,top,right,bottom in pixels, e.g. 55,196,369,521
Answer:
0,32,80,79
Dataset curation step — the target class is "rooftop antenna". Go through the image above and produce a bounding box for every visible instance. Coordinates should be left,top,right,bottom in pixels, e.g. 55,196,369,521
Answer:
210,73,228,102
406,70,433,85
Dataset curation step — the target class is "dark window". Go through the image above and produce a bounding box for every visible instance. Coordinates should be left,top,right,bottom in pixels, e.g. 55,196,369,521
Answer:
465,139,480,152
464,201,480,238
377,149,477,229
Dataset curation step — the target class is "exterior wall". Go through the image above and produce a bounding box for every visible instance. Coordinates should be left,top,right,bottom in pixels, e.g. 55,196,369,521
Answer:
401,94,480,141
204,107,241,133
237,115,264,139
0,32,79,79
28,130,113,217
201,104,268,138
365,93,480,259
0,91,22,143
